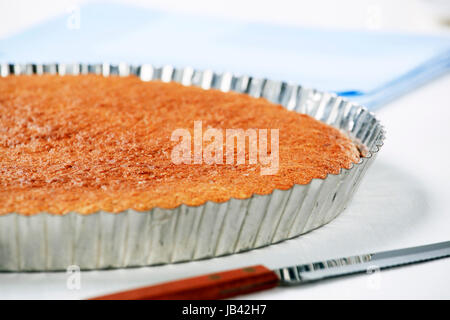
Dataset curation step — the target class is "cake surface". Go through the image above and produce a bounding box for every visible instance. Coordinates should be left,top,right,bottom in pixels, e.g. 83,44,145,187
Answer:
0,74,360,215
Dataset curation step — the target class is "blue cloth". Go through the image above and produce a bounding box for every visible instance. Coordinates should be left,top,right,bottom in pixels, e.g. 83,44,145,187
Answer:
1,2,449,109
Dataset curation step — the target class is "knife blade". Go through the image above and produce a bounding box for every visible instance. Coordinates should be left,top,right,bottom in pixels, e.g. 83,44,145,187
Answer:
91,241,450,300
275,241,450,285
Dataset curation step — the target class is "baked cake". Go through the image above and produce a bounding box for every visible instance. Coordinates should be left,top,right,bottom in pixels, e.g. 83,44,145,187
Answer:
0,74,360,215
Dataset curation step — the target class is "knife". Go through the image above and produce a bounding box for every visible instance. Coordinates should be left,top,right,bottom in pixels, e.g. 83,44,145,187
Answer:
91,241,450,300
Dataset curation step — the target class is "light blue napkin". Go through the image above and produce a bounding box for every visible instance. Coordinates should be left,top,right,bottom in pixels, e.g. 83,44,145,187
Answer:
2,2,449,109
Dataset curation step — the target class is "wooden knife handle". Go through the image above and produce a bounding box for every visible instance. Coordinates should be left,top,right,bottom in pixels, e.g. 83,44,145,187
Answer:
90,265,279,300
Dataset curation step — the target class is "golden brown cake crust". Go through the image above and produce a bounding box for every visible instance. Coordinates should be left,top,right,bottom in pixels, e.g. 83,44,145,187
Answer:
0,75,360,215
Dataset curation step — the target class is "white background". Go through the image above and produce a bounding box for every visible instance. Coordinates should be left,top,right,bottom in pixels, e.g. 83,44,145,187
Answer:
0,0,449,299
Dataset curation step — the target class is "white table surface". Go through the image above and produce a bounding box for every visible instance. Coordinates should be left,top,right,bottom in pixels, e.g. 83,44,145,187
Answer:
0,0,449,300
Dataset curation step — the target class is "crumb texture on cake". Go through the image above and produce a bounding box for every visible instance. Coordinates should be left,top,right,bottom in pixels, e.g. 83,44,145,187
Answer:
0,75,360,215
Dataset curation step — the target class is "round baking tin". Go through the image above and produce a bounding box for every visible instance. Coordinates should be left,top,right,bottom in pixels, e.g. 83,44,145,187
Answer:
0,63,385,271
